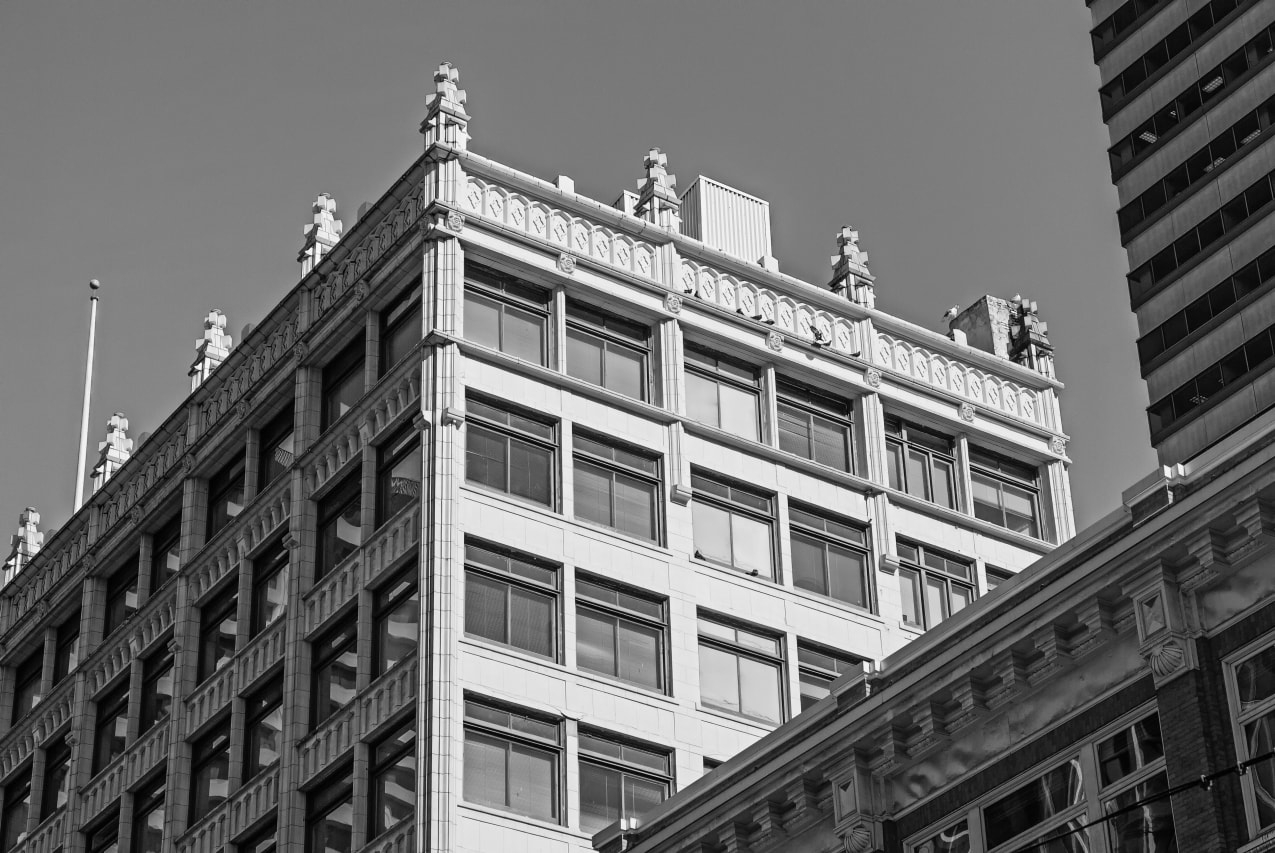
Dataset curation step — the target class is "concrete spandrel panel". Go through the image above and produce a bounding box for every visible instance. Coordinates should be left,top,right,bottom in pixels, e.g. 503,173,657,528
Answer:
1215,137,1275,201
1144,311,1246,399
1135,247,1234,328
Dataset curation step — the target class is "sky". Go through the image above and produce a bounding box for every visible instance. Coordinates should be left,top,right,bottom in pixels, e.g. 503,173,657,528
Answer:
0,0,1155,542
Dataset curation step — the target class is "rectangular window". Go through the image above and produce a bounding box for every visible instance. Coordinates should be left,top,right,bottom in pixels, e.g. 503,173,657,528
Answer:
130,773,165,853
986,566,1013,591
691,472,775,579
462,698,562,823
465,397,556,508
575,576,666,692
206,453,247,539
578,730,671,834
85,810,119,853
797,642,863,710
369,718,415,837
969,446,1042,539
239,820,277,853
250,538,289,636
1,767,30,853
197,579,238,683
376,425,422,527
1229,640,1275,832
39,738,70,820
189,720,231,822
103,553,140,637
257,407,295,492
244,679,284,780
311,621,357,728
565,302,650,400
463,264,550,366
684,344,760,441
984,758,1085,849
92,681,129,775
52,613,79,684
573,432,661,543
776,380,853,471
380,280,422,377
150,515,182,592
316,475,362,580
463,541,558,660
696,614,784,725
306,771,353,853
321,336,366,432
789,504,871,609
373,568,419,676
885,416,956,510
897,541,975,631
11,651,42,726
138,643,174,735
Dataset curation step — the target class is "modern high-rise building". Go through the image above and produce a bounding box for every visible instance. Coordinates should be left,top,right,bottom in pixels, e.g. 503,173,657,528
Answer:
1087,0,1275,464
0,64,1071,853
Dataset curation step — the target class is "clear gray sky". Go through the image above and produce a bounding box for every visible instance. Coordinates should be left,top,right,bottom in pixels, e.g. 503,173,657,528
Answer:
0,1,1154,540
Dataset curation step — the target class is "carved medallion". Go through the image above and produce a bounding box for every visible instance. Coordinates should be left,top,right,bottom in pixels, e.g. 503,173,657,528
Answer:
664,293,683,314
1050,436,1066,455
446,210,466,232
958,402,976,423
129,505,144,526
293,341,309,367
235,399,251,422
557,253,577,275
766,331,784,352
352,282,369,303
865,368,882,388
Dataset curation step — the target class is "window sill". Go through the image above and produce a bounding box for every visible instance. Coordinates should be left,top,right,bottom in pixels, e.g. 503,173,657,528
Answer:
457,801,575,837
572,666,677,707
691,557,782,590
885,487,1054,554
461,481,559,516
683,420,882,495
461,634,562,673
570,516,668,555
783,583,879,625
694,702,781,733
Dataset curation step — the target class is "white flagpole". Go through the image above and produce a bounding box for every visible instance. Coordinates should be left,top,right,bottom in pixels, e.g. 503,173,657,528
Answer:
73,280,101,510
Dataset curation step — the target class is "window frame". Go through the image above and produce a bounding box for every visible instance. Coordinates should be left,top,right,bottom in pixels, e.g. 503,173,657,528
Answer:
379,279,423,377
320,336,367,433
10,650,42,726
52,613,79,684
690,471,776,580
572,431,662,544
103,553,140,637
130,772,165,853
315,474,363,581
310,620,358,729
243,677,284,781
464,396,558,509
796,641,864,712
84,808,119,853
695,613,786,726
1,765,31,853
884,415,958,510
788,503,872,611
575,574,668,694
92,679,130,776
256,406,296,492
461,697,563,824
1226,633,1275,836
197,577,239,684
375,424,422,528
138,642,174,735
250,537,290,637
305,768,354,853
463,264,552,366
39,737,70,821
968,446,1043,540
683,343,762,441
577,728,672,835
372,566,419,676
896,540,976,631
564,301,652,400
463,541,560,662
206,452,247,540
149,515,182,593
368,715,416,838
189,718,232,823
775,378,855,472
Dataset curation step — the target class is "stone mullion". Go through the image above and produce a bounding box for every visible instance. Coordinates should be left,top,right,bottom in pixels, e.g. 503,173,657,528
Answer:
243,428,262,507
420,224,464,853
952,433,972,517
1042,459,1074,545
161,475,201,849
275,460,310,853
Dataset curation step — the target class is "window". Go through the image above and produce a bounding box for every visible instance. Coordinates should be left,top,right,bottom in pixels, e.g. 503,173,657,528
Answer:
797,642,863,710
565,302,650,400
1230,639,1275,833
40,738,70,820
463,264,550,366
373,568,418,676
696,615,784,725
206,453,247,539
379,280,422,376
150,515,182,592
897,541,975,631
885,416,956,510
1148,321,1275,436
250,538,289,636
239,820,277,853
464,541,558,660
776,380,853,471
578,731,671,834
376,425,422,527
92,681,129,775
311,621,357,728
189,720,230,822
197,579,238,683
257,407,295,491
369,718,415,837
969,447,1042,538
85,810,119,853
1094,714,1175,853
983,758,1086,851
307,773,353,853
690,472,774,579
684,344,760,441
138,644,174,735
573,433,661,542
11,650,41,726
576,576,665,692
321,336,366,432
985,566,1014,592
52,613,79,684
131,773,165,853
244,679,283,780
1,767,30,853
316,475,362,580
465,397,556,508
1091,0,1169,56
103,553,140,636
462,698,561,823
789,505,871,609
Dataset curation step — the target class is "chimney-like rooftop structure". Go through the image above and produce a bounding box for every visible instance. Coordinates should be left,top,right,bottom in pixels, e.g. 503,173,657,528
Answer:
189,309,233,391
299,193,344,277
679,174,774,267
1,507,43,587
91,412,134,493
949,295,1056,379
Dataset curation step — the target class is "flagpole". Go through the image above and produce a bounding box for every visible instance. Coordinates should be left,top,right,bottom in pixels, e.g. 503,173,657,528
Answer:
73,280,101,510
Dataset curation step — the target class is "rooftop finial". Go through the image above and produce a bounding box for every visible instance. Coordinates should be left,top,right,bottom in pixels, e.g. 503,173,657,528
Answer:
635,147,680,231
830,226,874,308
189,309,233,391
1009,295,1055,379
421,61,471,151
92,412,134,492
299,192,344,277
2,507,44,587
